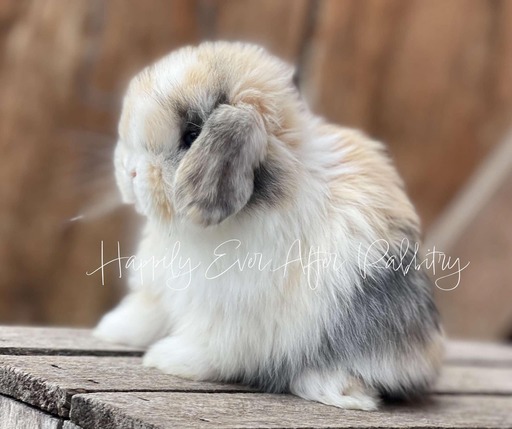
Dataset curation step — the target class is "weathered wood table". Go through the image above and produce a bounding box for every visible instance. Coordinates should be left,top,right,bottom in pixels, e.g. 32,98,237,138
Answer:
0,327,511,428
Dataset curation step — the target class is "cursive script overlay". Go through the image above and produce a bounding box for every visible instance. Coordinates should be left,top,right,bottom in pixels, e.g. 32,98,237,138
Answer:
86,239,469,291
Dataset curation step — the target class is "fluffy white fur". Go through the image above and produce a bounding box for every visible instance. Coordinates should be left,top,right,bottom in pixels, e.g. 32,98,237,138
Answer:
95,42,442,412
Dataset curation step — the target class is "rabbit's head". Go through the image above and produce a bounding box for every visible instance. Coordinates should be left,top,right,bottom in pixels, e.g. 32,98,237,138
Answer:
115,42,302,226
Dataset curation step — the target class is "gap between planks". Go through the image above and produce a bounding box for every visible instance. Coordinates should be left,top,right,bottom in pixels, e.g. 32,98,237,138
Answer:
1,327,512,428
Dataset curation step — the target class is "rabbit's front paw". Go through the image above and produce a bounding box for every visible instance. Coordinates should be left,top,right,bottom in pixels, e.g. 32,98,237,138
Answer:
143,336,214,381
94,291,168,348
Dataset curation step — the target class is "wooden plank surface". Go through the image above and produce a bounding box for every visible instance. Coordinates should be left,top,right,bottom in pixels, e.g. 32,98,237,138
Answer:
0,329,511,428
2,328,510,364
63,423,82,429
0,326,142,356
437,366,512,395
433,164,512,340
0,395,64,429
0,353,511,419
204,0,311,62
445,340,512,366
303,0,512,230
0,0,201,329
2,326,509,362
0,355,249,417
70,392,512,429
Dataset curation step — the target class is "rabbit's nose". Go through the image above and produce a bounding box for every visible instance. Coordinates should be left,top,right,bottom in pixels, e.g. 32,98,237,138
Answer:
130,169,137,179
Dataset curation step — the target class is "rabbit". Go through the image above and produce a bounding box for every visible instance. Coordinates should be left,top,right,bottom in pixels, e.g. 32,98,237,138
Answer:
94,41,443,411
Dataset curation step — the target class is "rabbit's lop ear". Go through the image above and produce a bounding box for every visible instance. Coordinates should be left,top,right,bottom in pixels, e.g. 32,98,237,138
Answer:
174,103,267,226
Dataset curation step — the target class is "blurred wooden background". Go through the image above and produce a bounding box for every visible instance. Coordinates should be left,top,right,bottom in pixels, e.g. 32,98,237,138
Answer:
0,0,511,340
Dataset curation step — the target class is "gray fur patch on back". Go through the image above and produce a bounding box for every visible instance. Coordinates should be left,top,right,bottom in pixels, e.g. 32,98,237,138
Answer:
320,243,440,397
233,229,441,395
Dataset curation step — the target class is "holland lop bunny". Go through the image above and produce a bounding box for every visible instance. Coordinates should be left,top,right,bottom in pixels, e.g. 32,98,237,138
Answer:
95,42,443,411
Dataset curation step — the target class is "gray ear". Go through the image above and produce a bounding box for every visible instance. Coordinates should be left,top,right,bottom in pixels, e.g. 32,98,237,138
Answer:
174,103,267,226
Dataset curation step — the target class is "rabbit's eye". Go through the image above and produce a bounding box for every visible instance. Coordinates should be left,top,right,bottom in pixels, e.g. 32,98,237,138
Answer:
181,129,200,149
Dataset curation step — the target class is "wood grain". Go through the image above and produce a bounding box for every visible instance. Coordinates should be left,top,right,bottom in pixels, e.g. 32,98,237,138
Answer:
445,340,512,366
0,395,64,429
0,0,200,327
0,355,250,417
0,328,510,428
70,392,512,429
204,0,311,62
303,0,512,228
63,422,82,429
434,167,512,340
0,345,510,418
437,366,512,395
0,0,128,327
0,326,142,356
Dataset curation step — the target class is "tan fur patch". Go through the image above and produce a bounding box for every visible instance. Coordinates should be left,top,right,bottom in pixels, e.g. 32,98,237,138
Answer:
148,163,173,220
322,124,420,242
